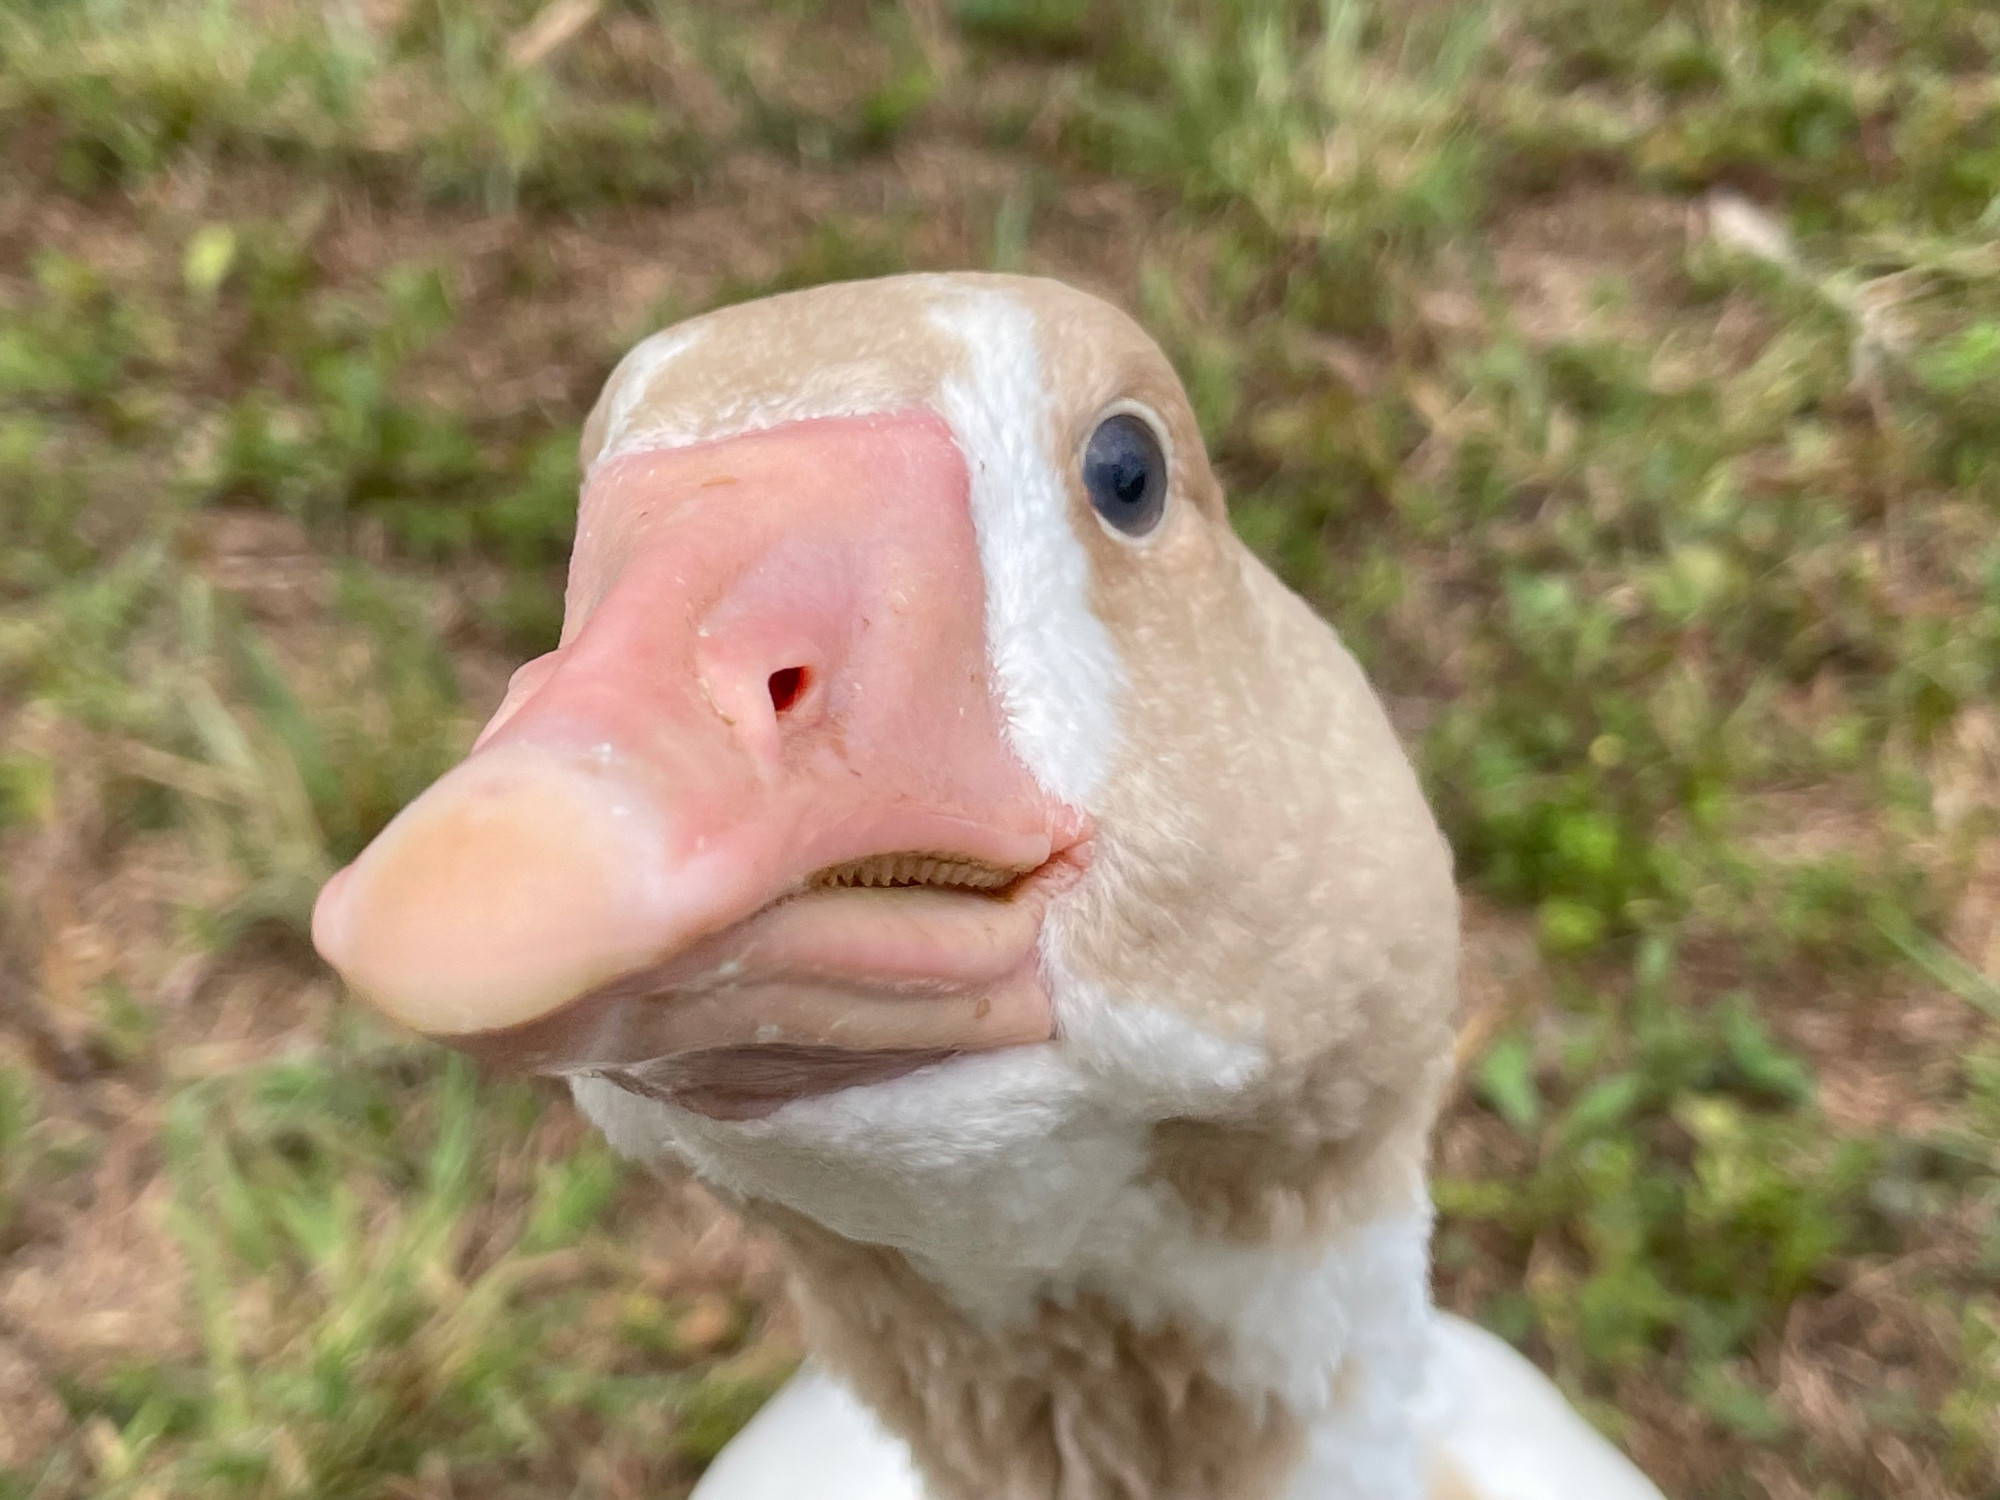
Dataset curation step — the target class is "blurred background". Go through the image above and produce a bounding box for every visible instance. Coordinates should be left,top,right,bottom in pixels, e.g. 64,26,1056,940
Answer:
1,0,1997,1495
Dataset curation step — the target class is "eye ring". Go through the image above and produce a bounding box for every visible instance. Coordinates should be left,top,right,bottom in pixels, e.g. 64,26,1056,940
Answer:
1080,409,1169,540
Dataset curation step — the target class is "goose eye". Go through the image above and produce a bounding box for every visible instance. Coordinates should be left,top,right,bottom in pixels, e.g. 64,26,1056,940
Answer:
1081,414,1167,538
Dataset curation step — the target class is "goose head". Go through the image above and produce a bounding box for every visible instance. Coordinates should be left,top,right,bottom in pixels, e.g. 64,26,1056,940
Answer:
312,272,1469,1496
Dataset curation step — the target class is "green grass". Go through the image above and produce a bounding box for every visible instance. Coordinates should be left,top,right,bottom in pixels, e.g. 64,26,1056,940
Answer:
1,0,1996,1496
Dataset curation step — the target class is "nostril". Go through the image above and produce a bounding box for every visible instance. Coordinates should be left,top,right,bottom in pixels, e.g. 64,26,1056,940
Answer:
767,666,809,715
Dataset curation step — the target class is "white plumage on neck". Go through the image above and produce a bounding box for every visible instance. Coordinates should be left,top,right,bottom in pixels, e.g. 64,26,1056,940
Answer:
579,1066,1435,1500
684,1316,1671,1500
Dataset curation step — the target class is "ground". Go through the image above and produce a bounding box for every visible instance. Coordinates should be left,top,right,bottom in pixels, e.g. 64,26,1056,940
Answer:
1,1,1997,1497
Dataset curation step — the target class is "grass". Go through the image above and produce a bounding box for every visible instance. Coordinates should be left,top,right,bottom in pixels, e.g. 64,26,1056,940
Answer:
1,0,1996,1495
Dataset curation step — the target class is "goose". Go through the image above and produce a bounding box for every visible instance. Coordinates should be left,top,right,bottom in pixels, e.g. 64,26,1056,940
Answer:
310,273,1667,1500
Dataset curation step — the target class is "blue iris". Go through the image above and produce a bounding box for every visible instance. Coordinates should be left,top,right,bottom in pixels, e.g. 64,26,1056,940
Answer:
1082,414,1167,537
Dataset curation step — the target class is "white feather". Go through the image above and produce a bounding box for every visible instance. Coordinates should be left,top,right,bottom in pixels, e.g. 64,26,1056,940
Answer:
597,326,704,461
1412,1314,1666,1500
689,1365,927,1500
686,1316,1668,1500
927,290,1126,809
